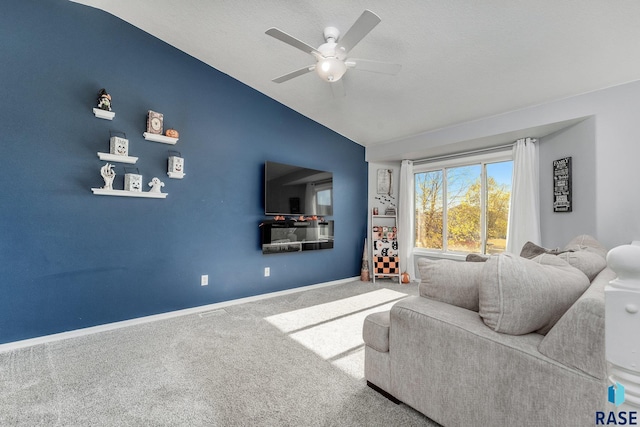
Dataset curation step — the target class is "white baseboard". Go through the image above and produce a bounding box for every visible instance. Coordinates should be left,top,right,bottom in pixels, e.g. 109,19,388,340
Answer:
0,276,359,354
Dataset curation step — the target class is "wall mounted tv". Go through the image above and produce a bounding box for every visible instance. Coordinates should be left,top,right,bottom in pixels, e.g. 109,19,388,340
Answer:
264,161,333,216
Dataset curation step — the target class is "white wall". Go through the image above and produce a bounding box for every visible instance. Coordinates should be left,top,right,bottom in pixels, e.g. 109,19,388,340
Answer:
366,80,640,249
539,117,597,248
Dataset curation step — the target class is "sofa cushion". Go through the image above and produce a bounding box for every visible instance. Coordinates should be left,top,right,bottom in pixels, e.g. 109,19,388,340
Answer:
564,234,608,259
479,253,590,335
363,311,391,353
418,258,482,311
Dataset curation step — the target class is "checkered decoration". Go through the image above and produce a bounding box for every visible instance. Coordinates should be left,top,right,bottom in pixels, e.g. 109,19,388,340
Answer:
375,256,399,274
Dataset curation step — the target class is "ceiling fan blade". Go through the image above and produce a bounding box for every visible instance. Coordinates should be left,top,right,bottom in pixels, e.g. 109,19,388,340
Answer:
346,59,401,75
272,65,315,83
330,79,346,98
335,10,381,56
266,28,322,57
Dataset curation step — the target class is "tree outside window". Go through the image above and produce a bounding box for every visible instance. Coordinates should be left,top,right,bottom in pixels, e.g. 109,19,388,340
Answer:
414,160,512,255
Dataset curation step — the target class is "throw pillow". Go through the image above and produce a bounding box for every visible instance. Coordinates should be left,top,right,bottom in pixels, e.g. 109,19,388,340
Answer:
520,241,553,259
465,253,489,262
479,253,590,335
564,234,608,259
519,241,569,259
557,250,607,281
417,258,482,311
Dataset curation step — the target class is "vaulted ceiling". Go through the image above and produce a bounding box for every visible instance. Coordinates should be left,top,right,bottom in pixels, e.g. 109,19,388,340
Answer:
70,1,640,147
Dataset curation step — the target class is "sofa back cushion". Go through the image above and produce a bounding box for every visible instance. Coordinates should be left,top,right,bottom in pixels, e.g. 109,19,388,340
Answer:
479,253,590,335
418,258,482,312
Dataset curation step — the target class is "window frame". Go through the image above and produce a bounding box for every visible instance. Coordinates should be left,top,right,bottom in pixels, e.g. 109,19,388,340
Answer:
413,149,513,260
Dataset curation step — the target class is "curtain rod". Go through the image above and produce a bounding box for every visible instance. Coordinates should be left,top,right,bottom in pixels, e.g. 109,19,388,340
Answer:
413,142,516,166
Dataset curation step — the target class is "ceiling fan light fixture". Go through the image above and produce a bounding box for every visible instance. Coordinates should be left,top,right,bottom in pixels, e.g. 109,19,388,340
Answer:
316,57,346,82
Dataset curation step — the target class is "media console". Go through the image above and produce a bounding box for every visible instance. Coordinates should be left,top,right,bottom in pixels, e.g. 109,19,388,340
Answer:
260,219,334,254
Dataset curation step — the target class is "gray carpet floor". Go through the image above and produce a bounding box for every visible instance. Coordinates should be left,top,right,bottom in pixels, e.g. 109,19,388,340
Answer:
0,279,440,426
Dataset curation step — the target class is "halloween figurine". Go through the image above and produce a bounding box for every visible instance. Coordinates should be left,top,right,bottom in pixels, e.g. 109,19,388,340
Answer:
100,163,116,190
97,88,112,111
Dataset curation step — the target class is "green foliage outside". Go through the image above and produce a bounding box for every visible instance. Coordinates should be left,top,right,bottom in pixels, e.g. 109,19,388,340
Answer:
415,167,511,254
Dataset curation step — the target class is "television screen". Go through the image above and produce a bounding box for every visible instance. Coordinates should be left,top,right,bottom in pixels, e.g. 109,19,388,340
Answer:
264,161,333,216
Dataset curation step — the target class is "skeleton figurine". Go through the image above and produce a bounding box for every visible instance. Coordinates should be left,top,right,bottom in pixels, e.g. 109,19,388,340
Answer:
148,177,165,193
100,163,116,190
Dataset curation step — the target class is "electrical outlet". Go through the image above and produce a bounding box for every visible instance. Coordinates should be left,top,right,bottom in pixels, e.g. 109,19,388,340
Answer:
264,267,270,277
201,275,209,286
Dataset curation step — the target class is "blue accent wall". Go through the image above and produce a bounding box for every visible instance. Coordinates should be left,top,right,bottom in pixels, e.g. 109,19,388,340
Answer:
0,0,367,344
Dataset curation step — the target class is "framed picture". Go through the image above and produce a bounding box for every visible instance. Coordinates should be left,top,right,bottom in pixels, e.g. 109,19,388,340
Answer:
553,157,572,212
377,169,392,195
147,110,164,134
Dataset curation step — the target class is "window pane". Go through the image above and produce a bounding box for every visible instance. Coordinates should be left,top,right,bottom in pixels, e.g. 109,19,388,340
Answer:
446,165,481,253
414,170,443,250
485,161,512,254
316,189,332,215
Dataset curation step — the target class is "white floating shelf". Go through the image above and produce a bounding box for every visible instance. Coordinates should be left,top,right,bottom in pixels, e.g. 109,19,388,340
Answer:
97,152,138,164
91,188,167,198
167,171,185,179
93,108,115,120
143,132,178,145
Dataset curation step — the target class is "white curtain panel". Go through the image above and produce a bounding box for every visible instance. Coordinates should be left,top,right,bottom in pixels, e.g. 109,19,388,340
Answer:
398,160,415,280
506,138,541,254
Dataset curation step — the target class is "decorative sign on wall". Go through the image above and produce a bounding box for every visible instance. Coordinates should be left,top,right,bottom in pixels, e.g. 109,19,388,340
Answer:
553,157,572,213
377,169,393,195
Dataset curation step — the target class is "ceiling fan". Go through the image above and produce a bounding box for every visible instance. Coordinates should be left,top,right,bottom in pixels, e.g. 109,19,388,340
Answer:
265,10,401,96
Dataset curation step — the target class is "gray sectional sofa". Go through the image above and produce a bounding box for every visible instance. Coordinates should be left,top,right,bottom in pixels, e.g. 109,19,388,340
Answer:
363,236,610,426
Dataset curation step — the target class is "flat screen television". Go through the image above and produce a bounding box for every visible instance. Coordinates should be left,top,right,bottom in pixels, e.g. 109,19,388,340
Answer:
264,161,333,216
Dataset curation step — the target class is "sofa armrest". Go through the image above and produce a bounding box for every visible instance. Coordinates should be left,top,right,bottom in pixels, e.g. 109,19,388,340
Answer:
537,268,613,380
363,311,390,353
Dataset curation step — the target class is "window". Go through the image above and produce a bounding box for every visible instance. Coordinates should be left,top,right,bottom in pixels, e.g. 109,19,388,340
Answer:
314,185,332,216
414,151,513,256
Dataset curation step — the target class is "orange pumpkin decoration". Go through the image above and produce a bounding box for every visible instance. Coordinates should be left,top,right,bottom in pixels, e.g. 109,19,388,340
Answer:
165,128,179,138
401,272,410,284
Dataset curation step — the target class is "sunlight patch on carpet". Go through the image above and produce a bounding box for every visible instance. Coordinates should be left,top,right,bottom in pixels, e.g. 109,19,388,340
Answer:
265,289,407,379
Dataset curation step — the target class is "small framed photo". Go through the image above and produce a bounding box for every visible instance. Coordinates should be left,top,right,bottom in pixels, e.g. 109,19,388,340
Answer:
147,110,164,135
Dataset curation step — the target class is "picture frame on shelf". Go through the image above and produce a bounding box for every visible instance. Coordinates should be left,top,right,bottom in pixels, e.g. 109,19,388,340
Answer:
146,110,163,134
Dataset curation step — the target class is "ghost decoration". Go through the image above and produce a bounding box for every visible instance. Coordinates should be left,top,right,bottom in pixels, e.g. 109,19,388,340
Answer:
148,177,165,193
